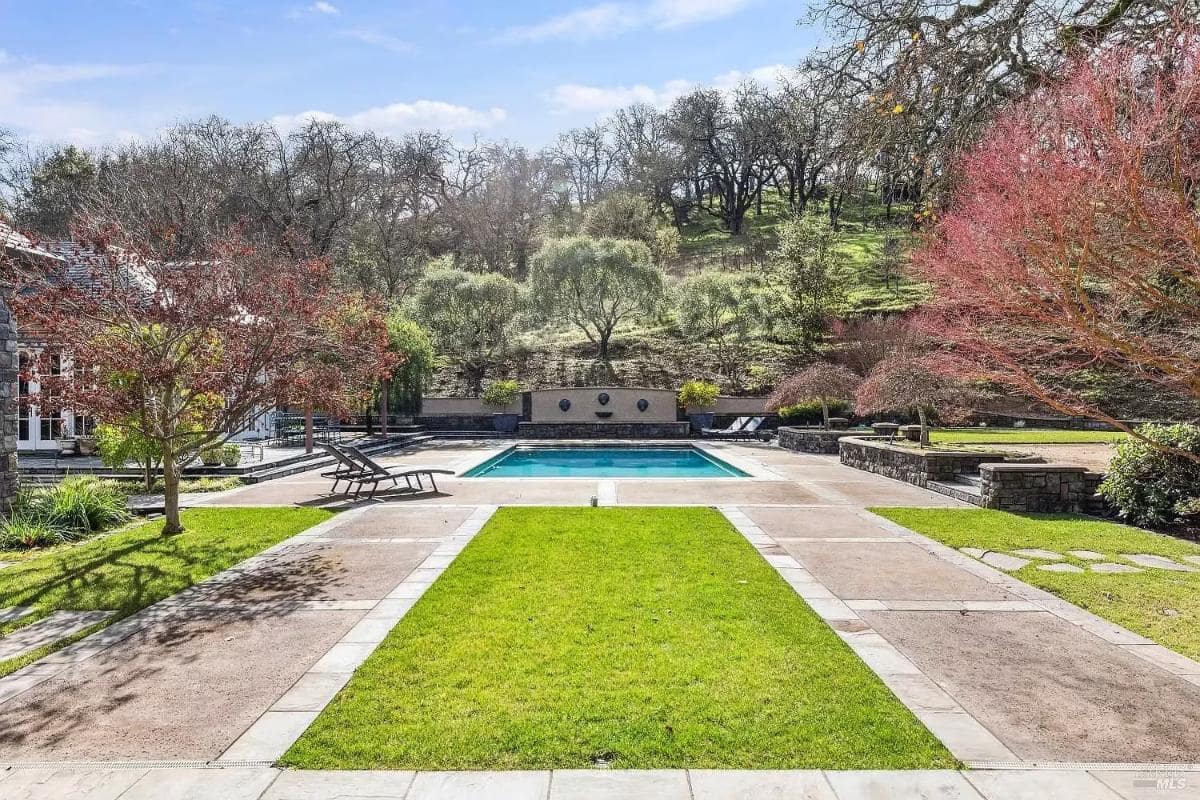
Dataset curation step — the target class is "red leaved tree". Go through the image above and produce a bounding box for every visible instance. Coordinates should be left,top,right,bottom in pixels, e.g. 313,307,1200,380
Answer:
855,355,973,446
766,362,862,428
914,28,1200,460
9,220,396,533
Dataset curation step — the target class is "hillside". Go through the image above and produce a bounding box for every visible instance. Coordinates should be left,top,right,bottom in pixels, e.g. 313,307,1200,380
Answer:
428,196,928,396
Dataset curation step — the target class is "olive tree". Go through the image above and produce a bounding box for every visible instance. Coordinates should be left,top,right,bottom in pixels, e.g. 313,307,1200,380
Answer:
529,236,663,361
675,271,765,389
411,267,522,394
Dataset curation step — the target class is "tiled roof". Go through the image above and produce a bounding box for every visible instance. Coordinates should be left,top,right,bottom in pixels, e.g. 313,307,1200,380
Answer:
0,220,64,264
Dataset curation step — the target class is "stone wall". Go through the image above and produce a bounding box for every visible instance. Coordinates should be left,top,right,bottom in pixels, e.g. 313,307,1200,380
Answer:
518,422,691,439
778,426,863,455
0,297,17,512
838,436,1006,486
980,464,1108,514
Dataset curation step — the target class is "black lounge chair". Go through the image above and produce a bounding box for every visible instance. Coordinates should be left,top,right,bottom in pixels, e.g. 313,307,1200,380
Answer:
319,443,370,494
701,416,750,437
342,444,455,499
703,416,766,439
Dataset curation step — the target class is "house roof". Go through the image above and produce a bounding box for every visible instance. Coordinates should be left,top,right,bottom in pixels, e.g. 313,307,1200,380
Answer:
0,220,64,265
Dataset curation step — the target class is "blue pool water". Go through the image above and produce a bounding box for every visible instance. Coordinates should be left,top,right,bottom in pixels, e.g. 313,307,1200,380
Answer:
464,446,748,478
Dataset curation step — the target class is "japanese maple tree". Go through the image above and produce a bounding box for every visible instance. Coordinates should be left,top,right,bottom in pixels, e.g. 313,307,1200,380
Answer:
766,362,862,428
914,28,1200,459
855,355,972,446
9,220,396,533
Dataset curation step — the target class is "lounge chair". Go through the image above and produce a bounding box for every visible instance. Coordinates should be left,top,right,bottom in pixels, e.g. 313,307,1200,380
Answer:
703,416,766,439
342,444,455,499
701,416,750,437
319,443,370,495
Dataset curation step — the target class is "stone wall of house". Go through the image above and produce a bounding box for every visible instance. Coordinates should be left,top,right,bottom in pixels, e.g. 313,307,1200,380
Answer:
980,464,1108,514
778,426,861,455
838,436,1007,486
0,297,17,512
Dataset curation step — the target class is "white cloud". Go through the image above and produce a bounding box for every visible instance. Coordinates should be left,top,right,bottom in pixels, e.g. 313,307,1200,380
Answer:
503,0,752,42
270,100,507,137
340,29,414,53
546,62,789,115
648,0,753,28
547,80,693,114
287,2,339,19
0,57,152,146
311,1,339,14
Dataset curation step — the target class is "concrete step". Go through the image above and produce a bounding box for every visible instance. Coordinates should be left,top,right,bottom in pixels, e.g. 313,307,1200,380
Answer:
927,478,984,506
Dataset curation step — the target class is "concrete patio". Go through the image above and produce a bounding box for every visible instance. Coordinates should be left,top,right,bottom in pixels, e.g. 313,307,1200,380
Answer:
0,439,1197,798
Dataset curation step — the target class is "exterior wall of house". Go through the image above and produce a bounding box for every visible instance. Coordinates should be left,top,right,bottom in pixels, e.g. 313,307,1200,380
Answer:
0,297,18,511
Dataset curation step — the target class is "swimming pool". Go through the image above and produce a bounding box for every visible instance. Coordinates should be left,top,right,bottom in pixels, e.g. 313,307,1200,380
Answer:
463,445,749,478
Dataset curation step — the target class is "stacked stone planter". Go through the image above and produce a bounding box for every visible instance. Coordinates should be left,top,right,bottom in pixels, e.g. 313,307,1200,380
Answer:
0,298,16,512
777,426,864,455
979,464,1108,514
838,436,1006,487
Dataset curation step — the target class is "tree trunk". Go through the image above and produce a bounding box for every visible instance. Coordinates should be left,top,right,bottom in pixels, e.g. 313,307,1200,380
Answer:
598,330,611,361
821,400,830,430
380,379,389,437
144,456,153,492
304,401,314,454
161,449,183,535
917,407,930,448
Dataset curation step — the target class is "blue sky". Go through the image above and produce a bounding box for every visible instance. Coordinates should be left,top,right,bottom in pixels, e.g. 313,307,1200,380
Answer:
0,1,819,149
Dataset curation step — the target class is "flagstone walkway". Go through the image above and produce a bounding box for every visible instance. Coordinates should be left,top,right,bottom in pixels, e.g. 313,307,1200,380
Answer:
0,440,1197,798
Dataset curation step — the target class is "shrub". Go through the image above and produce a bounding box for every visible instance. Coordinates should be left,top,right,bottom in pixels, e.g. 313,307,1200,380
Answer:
1099,423,1200,529
779,400,852,425
221,444,242,467
199,447,223,466
0,514,68,549
19,476,131,535
481,380,521,409
678,380,720,409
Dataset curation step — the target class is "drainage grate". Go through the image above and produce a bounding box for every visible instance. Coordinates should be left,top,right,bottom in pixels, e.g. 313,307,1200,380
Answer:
967,760,1200,771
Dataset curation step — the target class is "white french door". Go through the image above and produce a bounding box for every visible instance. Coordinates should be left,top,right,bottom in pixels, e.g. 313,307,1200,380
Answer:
16,350,70,451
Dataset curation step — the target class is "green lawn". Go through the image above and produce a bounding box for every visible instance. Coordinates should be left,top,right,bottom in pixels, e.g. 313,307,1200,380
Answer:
929,428,1127,445
0,506,333,677
873,509,1200,660
283,507,954,771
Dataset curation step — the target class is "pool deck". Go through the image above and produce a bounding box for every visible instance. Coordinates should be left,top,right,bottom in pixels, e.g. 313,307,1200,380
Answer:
0,439,1197,799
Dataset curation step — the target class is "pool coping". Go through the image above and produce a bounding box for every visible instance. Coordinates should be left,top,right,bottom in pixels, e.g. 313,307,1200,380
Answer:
451,439,784,481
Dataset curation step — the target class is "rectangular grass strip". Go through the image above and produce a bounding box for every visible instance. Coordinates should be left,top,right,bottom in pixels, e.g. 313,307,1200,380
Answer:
283,507,954,770
873,508,1200,661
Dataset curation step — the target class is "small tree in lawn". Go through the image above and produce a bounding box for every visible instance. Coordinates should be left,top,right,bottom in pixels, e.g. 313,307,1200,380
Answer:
9,220,390,534
530,236,664,361
855,356,969,447
914,29,1200,462
766,362,861,429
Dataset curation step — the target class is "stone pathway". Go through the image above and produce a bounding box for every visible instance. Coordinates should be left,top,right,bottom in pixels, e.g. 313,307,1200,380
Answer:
958,545,1200,575
0,610,114,661
0,766,1194,799
726,505,1200,764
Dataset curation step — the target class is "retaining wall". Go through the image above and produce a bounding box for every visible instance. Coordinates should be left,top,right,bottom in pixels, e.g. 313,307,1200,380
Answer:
838,436,1007,486
980,463,1108,514
518,422,690,439
778,426,865,455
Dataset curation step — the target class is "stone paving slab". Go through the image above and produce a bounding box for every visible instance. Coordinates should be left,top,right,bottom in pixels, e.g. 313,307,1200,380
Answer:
823,770,985,799
963,769,1124,799
1013,548,1064,561
262,770,416,799
199,541,437,603
1093,562,1143,573
0,610,115,661
689,769,836,799
407,770,550,800
811,479,969,508
979,552,1031,571
741,506,904,539
550,769,691,799
0,605,364,761
860,610,1200,763
0,767,148,800
1039,563,1084,573
1123,554,1197,572
775,540,1016,601
617,480,827,506
321,506,475,540
0,606,32,623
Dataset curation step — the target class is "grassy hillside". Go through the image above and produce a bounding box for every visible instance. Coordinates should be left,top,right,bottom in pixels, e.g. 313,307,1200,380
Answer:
429,193,927,395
